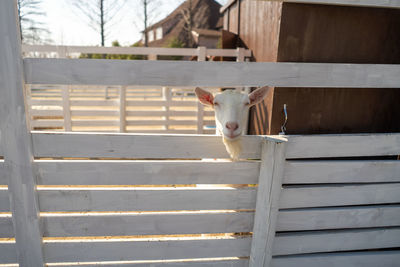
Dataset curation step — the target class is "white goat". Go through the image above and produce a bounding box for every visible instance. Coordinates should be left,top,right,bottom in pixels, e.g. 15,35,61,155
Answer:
195,86,269,160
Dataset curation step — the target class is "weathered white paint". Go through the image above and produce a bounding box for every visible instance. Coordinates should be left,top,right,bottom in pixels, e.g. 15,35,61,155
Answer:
286,133,400,158
0,242,17,263
38,188,257,212
0,0,44,265
272,227,400,256
35,160,260,185
284,160,400,183
0,190,10,212
42,211,254,237
280,183,400,209
31,132,263,159
0,161,7,185
61,86,71,131
43,237,252,262
23,59,400,88
39,259,249,267
271,250,400,267
0,217,14,238
276,205,400,231
250,140,287,267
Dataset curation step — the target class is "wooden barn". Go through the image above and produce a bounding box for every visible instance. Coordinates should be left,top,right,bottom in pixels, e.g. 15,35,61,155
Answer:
221,0,400,135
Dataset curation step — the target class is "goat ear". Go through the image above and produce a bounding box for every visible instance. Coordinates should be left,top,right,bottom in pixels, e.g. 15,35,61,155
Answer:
195,87,214,106
248,86,269,106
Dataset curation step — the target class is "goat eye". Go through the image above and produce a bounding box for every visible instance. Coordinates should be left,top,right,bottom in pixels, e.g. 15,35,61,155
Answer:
213,102,219,106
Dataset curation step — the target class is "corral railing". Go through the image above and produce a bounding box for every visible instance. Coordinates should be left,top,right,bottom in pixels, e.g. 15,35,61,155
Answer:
22,45,251,134
26,84,218,134
22,44,252,61
1,1,400,266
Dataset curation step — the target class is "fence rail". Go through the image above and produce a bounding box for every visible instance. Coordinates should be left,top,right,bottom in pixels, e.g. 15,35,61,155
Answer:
2,0,400,265
22,44,252,61
27,85,218,133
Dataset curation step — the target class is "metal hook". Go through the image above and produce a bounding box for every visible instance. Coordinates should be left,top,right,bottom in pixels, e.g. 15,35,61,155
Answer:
279,104,288,135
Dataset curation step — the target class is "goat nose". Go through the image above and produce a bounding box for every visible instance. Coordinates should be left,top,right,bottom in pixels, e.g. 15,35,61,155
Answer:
225,122,239,131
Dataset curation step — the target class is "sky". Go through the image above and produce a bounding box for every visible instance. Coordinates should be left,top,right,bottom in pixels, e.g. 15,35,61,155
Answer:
39,0,228,46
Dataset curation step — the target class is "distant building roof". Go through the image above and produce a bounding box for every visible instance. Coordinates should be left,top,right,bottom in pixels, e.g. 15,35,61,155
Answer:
143,0,223,47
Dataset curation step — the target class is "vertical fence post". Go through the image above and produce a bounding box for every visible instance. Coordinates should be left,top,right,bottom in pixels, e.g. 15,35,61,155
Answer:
197,46,206,134
236,47,245,62
62,85,72,131
197,46,207,61
162,87,171,132
0,0,45,266
119,86,126,133
250,137,287,267
24,84,34,131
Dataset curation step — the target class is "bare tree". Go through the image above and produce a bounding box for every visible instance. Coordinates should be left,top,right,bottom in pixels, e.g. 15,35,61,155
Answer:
135,0,160,47
181,0,194,47
72,0,126,46
17,0,51,44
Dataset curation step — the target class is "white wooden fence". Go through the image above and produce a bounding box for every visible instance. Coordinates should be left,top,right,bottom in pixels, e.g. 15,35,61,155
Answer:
1,1,400,266
22,45,251,134
27,84,218,134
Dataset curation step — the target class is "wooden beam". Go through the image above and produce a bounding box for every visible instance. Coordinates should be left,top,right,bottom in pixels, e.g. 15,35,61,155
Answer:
250,138,287,267
24,59,400,88
31,132,263,159
286,133,400,158
0,0,44,265
22,44,251,58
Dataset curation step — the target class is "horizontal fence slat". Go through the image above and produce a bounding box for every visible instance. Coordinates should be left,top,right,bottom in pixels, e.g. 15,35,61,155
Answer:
0,161,6,184
36,160,260,185
29,99,62,106
43,237,251,262
38,188,256,212
0,217,13,238
70,110,119,116
271,250,400,267
41,260,249,267
22,45,250,58
284,160,400,184
30,109,63,116
126,100,198,107
71,120,119,127
272,228,400,256
0,190,10,212
280,183,400,209
31,120,64,128
126,120,197,126
276,205,400,231
32,132,262,159
286,133,400,158
24,59,400,87
70,100,118,106
0,242,17,263
43,212,254,237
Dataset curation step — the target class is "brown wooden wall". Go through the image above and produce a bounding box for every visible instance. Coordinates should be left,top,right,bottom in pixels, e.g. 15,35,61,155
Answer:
223,1,400,135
